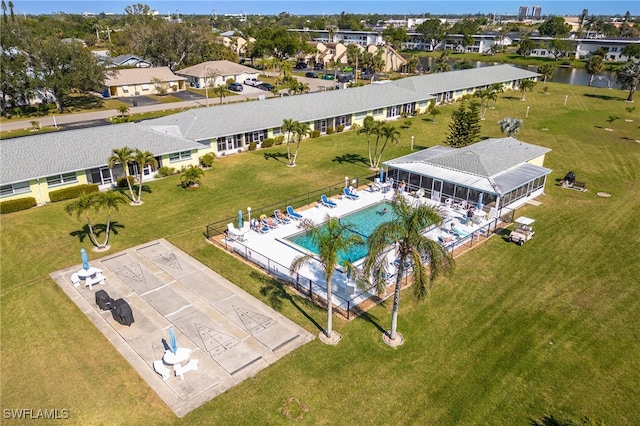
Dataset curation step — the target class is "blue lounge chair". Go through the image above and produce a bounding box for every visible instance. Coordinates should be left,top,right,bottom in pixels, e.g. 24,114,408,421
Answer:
274,209,291,224
321,194,337,208
251,219,270,234
343,187,359,200
286,206,303,220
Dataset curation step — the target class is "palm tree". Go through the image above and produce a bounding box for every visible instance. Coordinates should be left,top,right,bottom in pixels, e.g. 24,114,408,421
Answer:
373,123,400,169
282,118,296,165
108,147,135,202
586,55,604,86
489,82,504,108
290,216,363,343
180,165,204,189
498,117,523,137
212,84,230,104
537,63,555,83
290,121,310,167
132,149,157,203
358,115,379,170
519,79,536,101
65,192,100,247
96,190,126,247
363,196,454,345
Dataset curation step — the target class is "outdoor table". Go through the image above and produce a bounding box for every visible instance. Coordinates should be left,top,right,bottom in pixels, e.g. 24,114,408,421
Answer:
163,347,191,365
77,267,102,280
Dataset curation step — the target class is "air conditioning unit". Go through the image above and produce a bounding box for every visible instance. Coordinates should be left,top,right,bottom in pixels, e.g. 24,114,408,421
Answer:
134,91,140,95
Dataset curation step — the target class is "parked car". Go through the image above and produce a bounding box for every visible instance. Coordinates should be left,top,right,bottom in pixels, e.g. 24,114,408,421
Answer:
338,74,352,83
257,82,274,91
295,62,307,69
313,63,325,70
243,78,262,87
305,72,318,78
228,82,243,92
321,74,335,80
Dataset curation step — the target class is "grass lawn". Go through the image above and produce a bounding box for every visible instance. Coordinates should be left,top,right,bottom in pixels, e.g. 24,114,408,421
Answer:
1,82,639,424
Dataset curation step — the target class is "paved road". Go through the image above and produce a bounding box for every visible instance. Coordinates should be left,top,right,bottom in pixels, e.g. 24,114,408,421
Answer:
0,74,338,133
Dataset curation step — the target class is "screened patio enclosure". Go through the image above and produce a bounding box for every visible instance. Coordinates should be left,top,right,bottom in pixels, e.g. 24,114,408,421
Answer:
383,137,552,217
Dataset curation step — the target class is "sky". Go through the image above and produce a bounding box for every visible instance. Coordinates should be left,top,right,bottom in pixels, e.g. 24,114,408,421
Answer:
12,1,639,17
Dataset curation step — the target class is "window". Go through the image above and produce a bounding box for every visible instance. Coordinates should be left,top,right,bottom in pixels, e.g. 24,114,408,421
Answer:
122,85,129,93
273,127,282,136
46,172,77,188
372,108,383,115
1,181,31,197
168,151,192,163
355,111,367,119
141,84,149,90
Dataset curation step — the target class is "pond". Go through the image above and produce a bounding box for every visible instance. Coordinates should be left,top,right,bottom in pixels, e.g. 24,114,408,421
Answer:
417,57,623,89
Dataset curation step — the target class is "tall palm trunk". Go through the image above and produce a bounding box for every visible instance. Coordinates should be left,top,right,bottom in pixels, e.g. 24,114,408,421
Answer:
291,139,301,166
389,250,407,340
325,271,334,337
84,213,100,247
124,169,135,202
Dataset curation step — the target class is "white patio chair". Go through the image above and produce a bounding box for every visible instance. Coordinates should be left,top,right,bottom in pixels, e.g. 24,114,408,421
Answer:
71,273,81,287
174,359,198,380
153,360,171,381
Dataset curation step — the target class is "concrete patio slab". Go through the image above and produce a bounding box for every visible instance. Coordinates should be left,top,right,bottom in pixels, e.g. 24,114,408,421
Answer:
50,239,314,418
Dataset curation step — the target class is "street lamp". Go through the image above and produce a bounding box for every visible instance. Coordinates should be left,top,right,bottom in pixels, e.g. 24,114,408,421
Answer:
204,65,212,107
247,207,252,226
411,136,414,150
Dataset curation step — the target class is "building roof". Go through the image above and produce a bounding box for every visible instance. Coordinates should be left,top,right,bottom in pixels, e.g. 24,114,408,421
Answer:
103,67,186,86
145,82,434,141
2,65,542,186
175,61,258,78
384,137,551,195
0,124,204,184
393,64,540,94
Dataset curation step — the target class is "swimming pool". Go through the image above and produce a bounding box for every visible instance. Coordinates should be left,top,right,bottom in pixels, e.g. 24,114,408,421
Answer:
286,201,396,263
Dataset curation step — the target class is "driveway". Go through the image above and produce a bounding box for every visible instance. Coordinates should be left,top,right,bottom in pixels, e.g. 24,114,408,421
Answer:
121,95,159,107
172,90,205,101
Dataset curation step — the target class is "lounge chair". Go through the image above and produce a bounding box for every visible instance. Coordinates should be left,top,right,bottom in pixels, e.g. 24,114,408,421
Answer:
226,223,245,241
343,187,359,200
320,194,337,208
261,217,278,229
251,220,270,234
286,206,303,220
274,209,291,224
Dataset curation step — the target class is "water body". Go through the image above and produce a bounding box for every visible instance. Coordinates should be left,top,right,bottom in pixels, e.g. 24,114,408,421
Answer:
417,57,622,89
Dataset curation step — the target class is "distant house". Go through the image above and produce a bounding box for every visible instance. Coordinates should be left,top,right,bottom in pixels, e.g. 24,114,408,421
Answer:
175,60,259,88
102,67,187,98
107,54,153,68
299,41,406,72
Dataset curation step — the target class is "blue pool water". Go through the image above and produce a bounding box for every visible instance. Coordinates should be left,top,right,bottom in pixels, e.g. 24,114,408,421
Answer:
286,201,396,263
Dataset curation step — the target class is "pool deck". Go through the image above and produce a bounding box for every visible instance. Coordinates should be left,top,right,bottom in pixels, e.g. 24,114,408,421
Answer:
223,187,497,313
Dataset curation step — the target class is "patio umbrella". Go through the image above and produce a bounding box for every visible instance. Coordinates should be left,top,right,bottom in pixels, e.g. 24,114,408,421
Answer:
477,193,484,211
237,210,243,229
379,168,384,183
80,248,90,271
169,326,178,354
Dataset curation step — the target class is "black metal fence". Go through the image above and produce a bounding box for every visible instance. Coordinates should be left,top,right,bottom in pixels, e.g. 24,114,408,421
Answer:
204,176,515,319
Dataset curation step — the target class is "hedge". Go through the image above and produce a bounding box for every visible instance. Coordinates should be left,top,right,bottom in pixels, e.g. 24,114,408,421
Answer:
262,138,275,148
199,153,216,168
274,135,285,145
311,130,321,138
49,184,99,202
117,176,135,188
0,197,37,214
